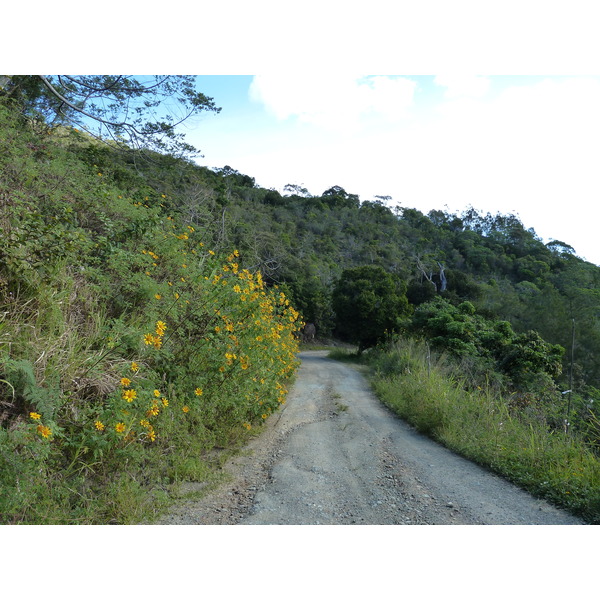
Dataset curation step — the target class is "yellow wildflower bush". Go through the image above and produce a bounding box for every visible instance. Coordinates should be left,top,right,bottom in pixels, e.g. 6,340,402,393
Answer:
0,114,302,522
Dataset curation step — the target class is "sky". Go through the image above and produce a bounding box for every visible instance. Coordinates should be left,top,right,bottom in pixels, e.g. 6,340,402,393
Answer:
184,74,600,265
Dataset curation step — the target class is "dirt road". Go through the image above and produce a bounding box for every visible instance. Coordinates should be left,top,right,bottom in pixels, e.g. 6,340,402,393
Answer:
158,351,583,525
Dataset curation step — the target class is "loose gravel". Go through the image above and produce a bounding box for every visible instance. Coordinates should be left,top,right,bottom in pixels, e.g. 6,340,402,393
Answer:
157,351,583,525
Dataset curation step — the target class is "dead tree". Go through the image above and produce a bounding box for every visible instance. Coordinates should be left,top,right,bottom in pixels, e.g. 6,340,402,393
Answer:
415,257,447,293
416,257,437,291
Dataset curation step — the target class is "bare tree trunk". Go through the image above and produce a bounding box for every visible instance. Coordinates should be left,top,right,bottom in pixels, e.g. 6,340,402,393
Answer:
416,257,437,291
438,262,447,292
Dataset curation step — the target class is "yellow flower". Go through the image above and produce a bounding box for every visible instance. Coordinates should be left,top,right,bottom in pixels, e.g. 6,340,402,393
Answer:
155,321,167,336
120,377,132,387
161,397,169,407
95,420,105,431
37,425,52,438
131,362,139,372
115,422,126,433
194,387,203,396
155,294,161,300
122,389,137,402
144,333,154,345
153,336,162,349
147,428,156,442
140,419,150,428
153,389,161,398
261,414,267,420
29,412,41,420
182,406,190,413
243,423,251,430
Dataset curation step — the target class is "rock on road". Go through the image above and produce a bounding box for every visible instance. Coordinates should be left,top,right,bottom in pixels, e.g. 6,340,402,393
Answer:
158,350,583,525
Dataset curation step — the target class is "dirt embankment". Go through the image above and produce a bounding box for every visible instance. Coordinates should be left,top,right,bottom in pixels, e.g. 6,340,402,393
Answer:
158,351,583,525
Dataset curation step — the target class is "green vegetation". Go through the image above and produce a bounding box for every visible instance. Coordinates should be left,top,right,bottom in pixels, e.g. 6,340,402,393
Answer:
2,75,600,523
332,265,410,353
362,339,600,523
0,98,299,523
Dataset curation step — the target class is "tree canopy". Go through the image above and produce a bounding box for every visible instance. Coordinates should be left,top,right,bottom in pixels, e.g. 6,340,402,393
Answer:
0,75,221,157
332,265,411,352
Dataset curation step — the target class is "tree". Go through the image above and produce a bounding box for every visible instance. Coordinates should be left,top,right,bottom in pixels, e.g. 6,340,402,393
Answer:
321,185,360,209
411,297,480,356
332,266,410,352
498,330,565,385
283,183,311,197
0,75,220,157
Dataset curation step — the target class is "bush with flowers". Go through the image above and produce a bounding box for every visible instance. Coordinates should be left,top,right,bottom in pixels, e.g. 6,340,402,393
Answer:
0,101,302,523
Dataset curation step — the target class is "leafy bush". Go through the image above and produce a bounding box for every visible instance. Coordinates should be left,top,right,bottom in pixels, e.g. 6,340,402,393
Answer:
411,297,565,389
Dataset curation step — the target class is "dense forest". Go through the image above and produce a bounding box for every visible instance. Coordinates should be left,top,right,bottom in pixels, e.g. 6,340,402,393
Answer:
1,76,599,522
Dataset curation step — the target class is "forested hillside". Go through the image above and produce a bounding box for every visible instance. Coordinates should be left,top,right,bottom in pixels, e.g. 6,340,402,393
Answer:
229,174,600,383
149,154,600,393
1,77,600,522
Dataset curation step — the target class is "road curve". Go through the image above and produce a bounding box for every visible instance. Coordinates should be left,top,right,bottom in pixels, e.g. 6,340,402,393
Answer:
159,350,583,525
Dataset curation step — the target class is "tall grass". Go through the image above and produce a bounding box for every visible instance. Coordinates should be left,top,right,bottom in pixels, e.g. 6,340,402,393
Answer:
365,338,600,523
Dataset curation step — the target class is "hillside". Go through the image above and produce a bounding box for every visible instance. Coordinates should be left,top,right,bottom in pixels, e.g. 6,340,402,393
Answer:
0,99,300,523
2,89,600,522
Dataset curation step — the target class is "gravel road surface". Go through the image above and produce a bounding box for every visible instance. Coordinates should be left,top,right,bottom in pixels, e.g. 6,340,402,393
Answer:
158,350,583,525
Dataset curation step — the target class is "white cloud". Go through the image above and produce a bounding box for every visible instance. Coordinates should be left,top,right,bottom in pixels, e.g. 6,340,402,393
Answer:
433,75,491,99
248,75,417,131
372,77,600,261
